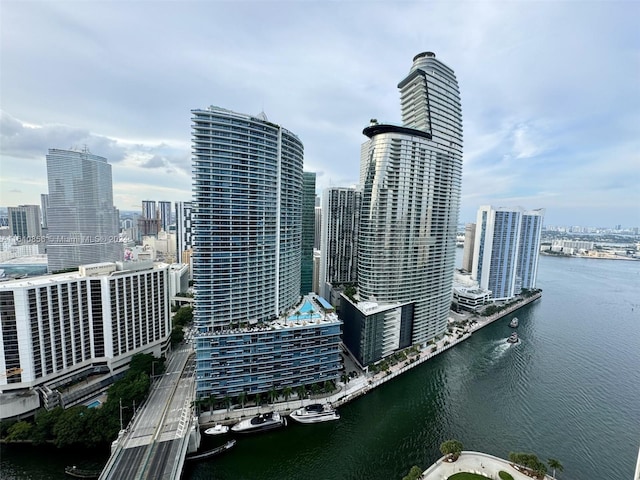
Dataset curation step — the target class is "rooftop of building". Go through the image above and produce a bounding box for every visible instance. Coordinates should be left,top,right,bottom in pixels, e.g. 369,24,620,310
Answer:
0,261,169,288
0,254,48,265
199,294,341,337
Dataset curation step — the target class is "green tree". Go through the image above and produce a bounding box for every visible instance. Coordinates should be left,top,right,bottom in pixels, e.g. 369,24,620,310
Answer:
440,439,464,460
238,391,247,409
548,458,563,478
173,305,193,327
296,385,306,400
310,383,321,396
170,325,184,345
282,386,293,402
32,407,63,444
401,465,422,480
6,420,32,441
268,386,278,404
128,352,162,377
52,406,93,448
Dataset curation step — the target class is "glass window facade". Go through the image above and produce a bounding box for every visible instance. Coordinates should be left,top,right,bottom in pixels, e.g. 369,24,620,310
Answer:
357,52,463,345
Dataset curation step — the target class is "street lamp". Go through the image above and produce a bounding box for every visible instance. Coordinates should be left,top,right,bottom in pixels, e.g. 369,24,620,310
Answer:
119,398,128,431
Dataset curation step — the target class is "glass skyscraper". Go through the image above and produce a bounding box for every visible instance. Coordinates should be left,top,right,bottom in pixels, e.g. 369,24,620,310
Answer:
46,148,122,273
472,206,545,300
301,172,316,294
191,107,341,401
192,107,303,330
357,52,463,345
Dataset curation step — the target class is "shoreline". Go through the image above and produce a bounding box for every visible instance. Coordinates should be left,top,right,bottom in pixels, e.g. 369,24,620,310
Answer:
200,292,542,427
540,252,639,261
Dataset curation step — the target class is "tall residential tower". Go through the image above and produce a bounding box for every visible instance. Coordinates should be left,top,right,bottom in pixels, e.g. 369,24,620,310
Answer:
191,106,341,401
472,206,545,300
356,52,463,348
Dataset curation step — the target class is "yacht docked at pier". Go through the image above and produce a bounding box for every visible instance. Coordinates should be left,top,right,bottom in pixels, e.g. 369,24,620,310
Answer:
289,403,340,424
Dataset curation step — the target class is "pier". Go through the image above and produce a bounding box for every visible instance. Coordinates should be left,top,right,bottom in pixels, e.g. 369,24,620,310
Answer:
201,293,542,427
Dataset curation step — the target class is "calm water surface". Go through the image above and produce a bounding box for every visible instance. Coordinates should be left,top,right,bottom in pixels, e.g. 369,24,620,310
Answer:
2,255,639,479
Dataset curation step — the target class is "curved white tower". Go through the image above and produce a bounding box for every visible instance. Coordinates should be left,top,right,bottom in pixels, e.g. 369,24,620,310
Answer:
358,52,463,344
192,106,304,330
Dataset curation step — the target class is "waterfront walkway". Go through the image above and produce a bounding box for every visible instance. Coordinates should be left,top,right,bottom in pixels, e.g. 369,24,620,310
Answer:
200,293,542,427
421,451,552,480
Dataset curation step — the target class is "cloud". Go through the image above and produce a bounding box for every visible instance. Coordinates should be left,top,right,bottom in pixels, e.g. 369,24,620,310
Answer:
1,1,639,227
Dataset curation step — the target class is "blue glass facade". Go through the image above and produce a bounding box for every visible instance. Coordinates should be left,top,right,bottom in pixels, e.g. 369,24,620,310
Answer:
192,107,303,329
195,319,341,399
191,107,341,400
473,206,544,300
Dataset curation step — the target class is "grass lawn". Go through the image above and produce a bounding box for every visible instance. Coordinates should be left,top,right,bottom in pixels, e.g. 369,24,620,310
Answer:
448,474,488,480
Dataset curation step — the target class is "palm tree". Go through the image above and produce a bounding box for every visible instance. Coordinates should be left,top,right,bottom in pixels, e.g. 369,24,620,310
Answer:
548,458,563,478
223,394,231,412
238,391,246,409
310,383,321,396
268,386,278,404
282,386,293,402
296,385,306,401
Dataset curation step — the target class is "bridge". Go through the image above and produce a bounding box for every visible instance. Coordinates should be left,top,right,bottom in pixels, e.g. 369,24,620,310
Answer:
99,345,200,480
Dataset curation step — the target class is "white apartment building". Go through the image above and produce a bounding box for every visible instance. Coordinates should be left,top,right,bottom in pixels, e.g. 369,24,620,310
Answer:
0,261,171,419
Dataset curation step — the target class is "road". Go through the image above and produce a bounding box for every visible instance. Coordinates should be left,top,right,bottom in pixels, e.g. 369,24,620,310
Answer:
99,344,196,480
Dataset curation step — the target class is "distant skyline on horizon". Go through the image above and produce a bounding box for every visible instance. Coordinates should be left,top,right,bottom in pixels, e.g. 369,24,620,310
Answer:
1,2,639,227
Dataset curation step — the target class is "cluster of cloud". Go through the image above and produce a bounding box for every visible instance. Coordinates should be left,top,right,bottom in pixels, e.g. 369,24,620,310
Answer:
1,1,638,226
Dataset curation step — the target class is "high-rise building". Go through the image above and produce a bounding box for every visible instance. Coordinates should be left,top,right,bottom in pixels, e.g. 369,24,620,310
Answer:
353,51,463,352
461,223,476,272
158,201,172,232
471,206,544,300
138,200,160,239
301,172,316,294
319,187,361,300
175,201,193,261
192,107,303,329
142,200,157,220
8,205,42,239
46,148,122,272
314,206,322,250
516,209,545,291
191,106,341,401
40,194,49,230
0,261,171,419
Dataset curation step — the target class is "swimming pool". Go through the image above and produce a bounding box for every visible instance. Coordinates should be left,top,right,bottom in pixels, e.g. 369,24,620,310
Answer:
298,300,314,314
87,400,101,409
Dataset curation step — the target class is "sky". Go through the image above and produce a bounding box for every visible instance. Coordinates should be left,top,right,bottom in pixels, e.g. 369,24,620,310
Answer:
1,1,639,228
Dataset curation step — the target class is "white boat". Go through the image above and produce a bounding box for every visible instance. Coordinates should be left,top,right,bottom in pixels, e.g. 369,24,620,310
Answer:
507,332,519,344
289,403,340,424
204,424,229,435
509,317,519,328
230,411,286,433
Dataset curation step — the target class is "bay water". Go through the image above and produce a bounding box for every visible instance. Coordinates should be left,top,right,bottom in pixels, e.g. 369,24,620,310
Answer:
2,254,639,479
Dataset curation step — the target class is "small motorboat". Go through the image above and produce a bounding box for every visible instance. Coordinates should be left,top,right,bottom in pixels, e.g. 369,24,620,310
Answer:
507,332,519,344
509,317,519,328
204,424,229,435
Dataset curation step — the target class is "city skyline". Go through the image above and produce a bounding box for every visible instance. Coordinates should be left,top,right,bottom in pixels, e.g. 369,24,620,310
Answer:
1,2,639,227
